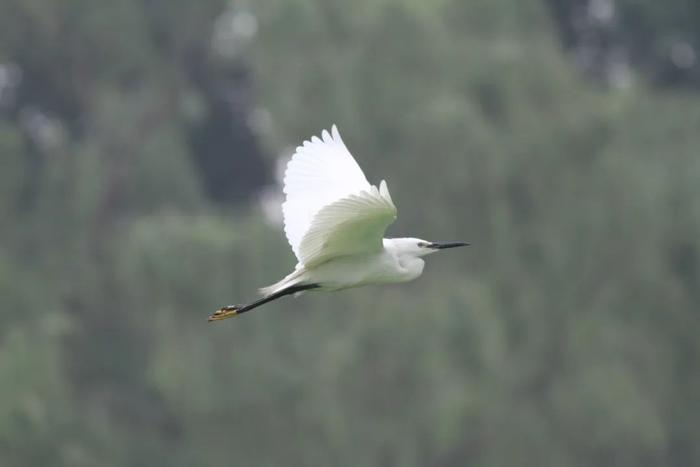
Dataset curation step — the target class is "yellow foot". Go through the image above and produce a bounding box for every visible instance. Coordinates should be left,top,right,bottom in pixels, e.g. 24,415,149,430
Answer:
208,305,241,322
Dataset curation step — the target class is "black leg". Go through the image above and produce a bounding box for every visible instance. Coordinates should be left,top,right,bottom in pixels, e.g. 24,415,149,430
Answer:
209,283,320,322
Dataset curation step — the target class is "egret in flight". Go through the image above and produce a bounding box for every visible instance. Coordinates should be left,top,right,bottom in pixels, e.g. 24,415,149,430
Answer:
209,125,467,321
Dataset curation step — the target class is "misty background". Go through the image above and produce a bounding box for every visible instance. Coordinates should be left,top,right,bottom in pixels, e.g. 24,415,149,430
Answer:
1,0,699,465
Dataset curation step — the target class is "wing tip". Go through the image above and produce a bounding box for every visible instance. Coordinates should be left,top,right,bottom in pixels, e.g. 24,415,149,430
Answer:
331,124,343,145
378,179,395,206
292,124,344,152
321,128,331,142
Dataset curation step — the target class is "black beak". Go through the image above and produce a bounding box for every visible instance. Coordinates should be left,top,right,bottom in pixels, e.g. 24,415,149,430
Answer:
429,242,470,250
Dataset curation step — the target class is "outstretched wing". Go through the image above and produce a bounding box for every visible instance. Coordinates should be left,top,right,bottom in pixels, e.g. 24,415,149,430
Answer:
282,125,397,266
298,181,396,267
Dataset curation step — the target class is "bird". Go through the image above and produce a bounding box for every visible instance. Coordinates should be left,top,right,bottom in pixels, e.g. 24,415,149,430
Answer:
209,125,468,321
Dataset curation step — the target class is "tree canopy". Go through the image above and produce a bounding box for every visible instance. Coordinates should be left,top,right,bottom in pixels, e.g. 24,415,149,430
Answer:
0,1,698,465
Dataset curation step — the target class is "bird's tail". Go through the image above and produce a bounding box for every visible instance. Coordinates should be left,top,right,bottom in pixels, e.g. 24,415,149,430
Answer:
258,266,307,296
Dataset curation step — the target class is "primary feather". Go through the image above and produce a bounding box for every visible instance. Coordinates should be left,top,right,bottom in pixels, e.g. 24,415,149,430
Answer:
282,125,396,267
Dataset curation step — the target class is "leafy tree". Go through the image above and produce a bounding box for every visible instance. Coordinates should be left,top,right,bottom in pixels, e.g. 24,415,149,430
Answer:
0,0,698,466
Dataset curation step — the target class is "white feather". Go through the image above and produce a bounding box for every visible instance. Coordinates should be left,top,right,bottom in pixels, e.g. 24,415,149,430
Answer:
298,186,396,267
282,125,396,266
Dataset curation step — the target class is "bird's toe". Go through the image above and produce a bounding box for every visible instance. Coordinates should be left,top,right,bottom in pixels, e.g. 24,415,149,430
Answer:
208,304,242,322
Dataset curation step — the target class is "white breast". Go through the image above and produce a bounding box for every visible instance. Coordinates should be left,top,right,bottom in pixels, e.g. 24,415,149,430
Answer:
304,249,424,291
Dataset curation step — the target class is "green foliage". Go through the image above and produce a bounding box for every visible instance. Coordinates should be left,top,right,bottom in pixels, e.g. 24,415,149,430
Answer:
0,0,699,466
0,123,24,221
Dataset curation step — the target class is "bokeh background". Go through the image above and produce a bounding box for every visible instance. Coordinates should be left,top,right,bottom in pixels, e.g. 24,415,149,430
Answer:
1,1,699,466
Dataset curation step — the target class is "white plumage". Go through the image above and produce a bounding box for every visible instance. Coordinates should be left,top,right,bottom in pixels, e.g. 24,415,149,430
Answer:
282,125,396,265
210,125,467,321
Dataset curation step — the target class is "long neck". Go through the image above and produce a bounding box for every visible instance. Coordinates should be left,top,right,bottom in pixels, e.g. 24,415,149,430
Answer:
384,238,425,281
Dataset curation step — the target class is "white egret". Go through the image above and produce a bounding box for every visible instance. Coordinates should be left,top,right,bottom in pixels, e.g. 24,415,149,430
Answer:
209,125,468,321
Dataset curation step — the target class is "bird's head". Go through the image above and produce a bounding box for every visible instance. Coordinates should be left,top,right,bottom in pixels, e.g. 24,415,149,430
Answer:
387,238,469,258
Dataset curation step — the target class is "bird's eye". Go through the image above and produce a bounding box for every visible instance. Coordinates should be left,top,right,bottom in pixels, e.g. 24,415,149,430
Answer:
417,242,427,248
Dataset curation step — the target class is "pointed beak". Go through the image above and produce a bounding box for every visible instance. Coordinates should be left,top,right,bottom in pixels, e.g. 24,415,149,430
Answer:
428,241,470,250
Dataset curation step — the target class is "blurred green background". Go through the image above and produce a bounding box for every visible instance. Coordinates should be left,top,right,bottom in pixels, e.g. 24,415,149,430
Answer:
1,0,699,465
